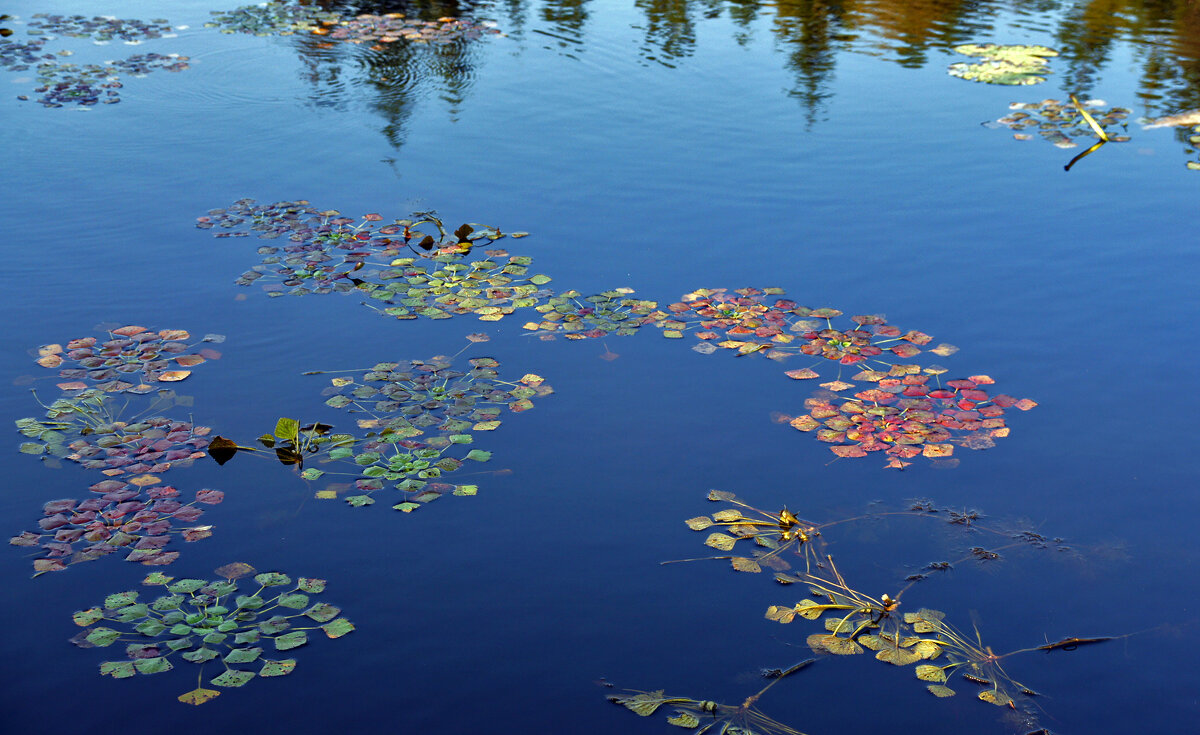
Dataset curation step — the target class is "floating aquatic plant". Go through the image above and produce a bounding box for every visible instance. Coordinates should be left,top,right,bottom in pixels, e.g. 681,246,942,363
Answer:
659,289,954,384
948,44,1057,85
205,2,336,36
15,53,191,107
609,659,813,734
33,327,222,391
199,199,547,317
315,13,503,47
521,289,664,339
0,36,55,70
996,97,1131,148
9,477,223,574
781,374,1035,468
27,14,175,43
211,356,547,510
15,388,210,475
69,564,353,704
206,3,502,46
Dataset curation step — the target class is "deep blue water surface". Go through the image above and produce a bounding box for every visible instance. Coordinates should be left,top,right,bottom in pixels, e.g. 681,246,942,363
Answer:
2,1,1198,733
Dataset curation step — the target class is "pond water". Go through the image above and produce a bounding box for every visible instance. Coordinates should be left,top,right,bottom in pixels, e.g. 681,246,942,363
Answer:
2,1,1198,733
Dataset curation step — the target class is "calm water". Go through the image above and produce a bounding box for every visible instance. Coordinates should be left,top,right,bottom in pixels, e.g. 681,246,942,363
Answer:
2,1,1198,733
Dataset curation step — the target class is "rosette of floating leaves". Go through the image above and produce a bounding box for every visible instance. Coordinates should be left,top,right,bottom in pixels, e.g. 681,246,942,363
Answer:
26,13,176,43
21,52,191,107
677,489,826,576
308,357,551,510
359,251,550,321
70,566,353,705
608,661,812,735
16,389,210,474
205,2,339,36
521,288,665,339
996,98,1131,147
948,44,1058,85
10,478,223,574
765,558,943,671
32,327,223,393
783,372,1035,469
314,13,504,47
901,609,1043,709
657,287,798,354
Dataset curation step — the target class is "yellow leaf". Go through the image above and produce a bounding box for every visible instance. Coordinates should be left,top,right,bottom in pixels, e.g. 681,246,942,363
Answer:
807,634,863,655
978,689,1014,707
730,557,761,573
156,371,192,382
704,533,737,551
315,490,338,500
331,377,354,387
178,687,220,705
666,712,700,728
876,647,921,666
519,373,545,386
927,684,955,698
128,475,161,487
794,599,825,619
912,640,943,660
684,516,713,531
472,421,501,431
765,605,796,623
915,665,946,683
711,509,743,522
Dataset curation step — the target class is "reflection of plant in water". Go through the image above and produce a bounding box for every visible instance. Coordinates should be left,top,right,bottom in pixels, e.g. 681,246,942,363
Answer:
69,565,353,705
522,288,663,339
33,327,223,392
948,44,1058,85
16,388,210,475
781,374,1036,468
9,477,223,575
609,659,813,734
207,3,502,45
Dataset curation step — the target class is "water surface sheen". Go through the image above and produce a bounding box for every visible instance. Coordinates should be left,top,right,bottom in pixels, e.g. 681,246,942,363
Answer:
2,1,1198,734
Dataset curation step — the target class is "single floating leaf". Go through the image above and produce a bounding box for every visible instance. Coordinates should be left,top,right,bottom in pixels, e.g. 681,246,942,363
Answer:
178,687,220,705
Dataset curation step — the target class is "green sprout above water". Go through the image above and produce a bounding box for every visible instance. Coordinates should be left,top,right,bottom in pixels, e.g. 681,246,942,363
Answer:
70,564,353,705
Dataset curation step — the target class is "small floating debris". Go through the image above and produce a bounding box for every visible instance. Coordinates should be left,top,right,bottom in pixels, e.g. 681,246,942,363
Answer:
995,98,1131,148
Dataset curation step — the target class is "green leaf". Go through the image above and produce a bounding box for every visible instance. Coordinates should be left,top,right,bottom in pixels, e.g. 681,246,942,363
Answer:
254,572,292,587
322,618,355,638
274,630,308,651
223,647,263,664
202,632,228,645
235,595,266,610
169,624,193,636
453,485,478,496
100,661,136,679
142,572,174,586
234,630,261,645
393,502,420,512
151,595,184,611
259,659,297,677
167,579,207,594
182,647,221,663
329,446,354,459
275,418,299,442
211,670,255,688
465,449,492,462
303,603,341,623
297,578,326,594
19,442,45,454
103,591,138,610
166,637,194,651
86,628,120,647
134,657,173,674
135,619,167,636
449,434,473,444
346,495,375,507
277,593,309,610
73,608,104,627
259,616,290,635
114,604,149,622
300,468,325,480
